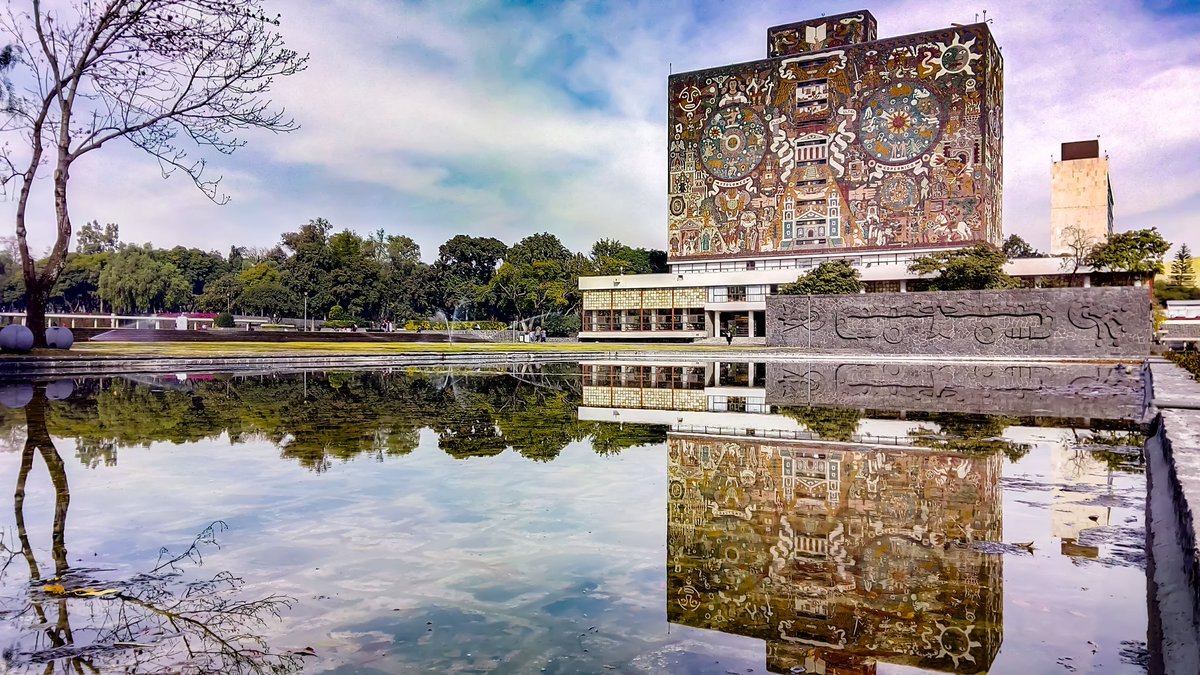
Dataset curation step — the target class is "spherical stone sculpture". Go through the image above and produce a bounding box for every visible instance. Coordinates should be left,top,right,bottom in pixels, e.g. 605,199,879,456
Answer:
0,324,35,352
46,379,76,401
0,383,34,409
45,326,74,349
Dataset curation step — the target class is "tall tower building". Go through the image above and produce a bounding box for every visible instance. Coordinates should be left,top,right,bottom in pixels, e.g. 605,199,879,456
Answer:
1050,140,1113,256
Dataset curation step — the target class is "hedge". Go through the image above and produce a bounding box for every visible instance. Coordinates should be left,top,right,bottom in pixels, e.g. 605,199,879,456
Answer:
402,320,507,331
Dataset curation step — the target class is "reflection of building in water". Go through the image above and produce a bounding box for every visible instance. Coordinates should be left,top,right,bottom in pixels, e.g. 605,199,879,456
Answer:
581,361,766,413
1050,443,1111,559
579,361,937,445
667,434,1003,674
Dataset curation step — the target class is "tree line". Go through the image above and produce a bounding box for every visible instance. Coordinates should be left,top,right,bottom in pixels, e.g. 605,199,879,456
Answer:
0,367,667,471
778,229,1180,296
0,219,666,330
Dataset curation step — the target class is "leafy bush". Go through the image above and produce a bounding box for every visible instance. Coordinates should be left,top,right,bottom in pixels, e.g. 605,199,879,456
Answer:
778,260,861,295
213,312,235,328
401,320,506,331
1167,351,1200,380
542,314,580,337
323,318,370,329
909,243,1016,291
328,305,348,321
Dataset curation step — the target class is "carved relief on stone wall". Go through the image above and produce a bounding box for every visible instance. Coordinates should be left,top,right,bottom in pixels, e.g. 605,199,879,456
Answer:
766,287,1152,357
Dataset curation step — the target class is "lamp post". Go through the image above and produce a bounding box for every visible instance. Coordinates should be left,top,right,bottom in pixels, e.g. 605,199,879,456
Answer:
303,292,309,332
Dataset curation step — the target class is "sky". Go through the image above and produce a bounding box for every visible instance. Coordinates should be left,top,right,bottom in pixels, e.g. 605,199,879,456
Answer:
7,0,1200,261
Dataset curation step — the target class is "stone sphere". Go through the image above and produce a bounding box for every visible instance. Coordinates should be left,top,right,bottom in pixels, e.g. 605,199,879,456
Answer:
45,326,74,349
46,379,76,401
0,383,33,409
0,324,34,352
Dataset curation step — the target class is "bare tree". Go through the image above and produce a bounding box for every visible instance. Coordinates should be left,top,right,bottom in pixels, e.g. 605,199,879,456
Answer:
1,1,307,345
1059,225,1099,282
4,387,302,673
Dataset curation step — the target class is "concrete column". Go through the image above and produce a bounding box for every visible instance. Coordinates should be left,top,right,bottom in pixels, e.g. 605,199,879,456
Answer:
899,279,908,293
1083,275,1092,288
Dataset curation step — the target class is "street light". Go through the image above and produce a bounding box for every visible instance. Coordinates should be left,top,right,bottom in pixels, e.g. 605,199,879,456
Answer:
304,292,309,332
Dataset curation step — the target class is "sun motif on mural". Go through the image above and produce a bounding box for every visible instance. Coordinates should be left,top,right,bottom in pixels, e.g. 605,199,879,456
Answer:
933,34,981,79
859,82,943,164
699,105,768,180
930,622,981,668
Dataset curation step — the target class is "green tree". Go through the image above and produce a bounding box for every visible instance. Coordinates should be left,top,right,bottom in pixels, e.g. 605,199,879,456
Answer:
1085,227,1171,275
909,243,1016,291
589,239,668,275
433,234,507,315
486,233,584,325
778,259,862,295
75,220,120,254
162,246,225,295
50,252,108,312
1170,244,1194,287
1,2,306,346
1001,234,1042,259
197,273,244,313
97,246,192,313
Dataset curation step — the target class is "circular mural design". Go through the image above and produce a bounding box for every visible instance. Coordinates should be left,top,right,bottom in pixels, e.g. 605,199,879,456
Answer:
669,195,687,216
699,105,768,180
859,83,943,164
880,174,918,211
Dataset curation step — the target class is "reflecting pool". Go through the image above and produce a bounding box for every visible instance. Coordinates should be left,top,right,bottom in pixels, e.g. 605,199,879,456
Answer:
0,362,1150,673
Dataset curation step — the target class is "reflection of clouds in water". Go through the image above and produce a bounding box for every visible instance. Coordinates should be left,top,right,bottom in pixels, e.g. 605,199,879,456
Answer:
1,428,688,673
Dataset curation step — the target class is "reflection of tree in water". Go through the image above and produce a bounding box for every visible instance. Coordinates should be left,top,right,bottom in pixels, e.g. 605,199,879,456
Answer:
775,405,862,442
1,388,301,674
906,412,1032,462
8,368,666,471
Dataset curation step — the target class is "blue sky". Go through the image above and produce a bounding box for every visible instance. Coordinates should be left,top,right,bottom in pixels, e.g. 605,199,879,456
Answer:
10,0,1200,259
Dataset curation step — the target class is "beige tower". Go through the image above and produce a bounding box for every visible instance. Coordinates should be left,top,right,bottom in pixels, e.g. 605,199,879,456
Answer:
1050,140,1113,256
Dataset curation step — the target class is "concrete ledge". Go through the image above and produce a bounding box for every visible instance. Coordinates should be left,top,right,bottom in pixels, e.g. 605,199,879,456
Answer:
1147,359,1200,674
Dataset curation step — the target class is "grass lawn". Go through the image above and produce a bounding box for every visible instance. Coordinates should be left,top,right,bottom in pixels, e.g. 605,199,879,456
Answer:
42,340,767,358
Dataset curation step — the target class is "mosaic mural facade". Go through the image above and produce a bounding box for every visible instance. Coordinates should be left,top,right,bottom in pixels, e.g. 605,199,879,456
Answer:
667,12,1003,261
667,434,1002,673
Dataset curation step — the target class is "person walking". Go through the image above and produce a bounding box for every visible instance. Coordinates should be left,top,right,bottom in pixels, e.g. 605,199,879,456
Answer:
725,321,735,346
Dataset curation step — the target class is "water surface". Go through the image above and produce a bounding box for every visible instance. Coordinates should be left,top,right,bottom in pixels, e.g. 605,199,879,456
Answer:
0,364,1150,673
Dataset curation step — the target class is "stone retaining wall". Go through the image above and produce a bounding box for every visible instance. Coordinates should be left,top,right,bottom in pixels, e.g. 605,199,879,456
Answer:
765,360,1144,419
1146,359,1200,675
766,287,1152,357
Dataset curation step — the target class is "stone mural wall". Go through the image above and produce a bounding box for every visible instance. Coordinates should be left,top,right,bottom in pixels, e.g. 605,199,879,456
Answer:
765,286,1152,357
765,360,1145,419
667,14,1002,260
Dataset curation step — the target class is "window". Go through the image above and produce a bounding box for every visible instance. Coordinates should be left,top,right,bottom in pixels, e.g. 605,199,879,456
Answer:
727,286,747,301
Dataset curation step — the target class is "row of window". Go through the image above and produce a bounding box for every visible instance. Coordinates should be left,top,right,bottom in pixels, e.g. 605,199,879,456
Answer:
582,365,707,390
671,252,920,274
583,308,705,332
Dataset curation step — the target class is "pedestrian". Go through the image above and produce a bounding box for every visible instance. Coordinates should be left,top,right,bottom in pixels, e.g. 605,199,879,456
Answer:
725,324,734,346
